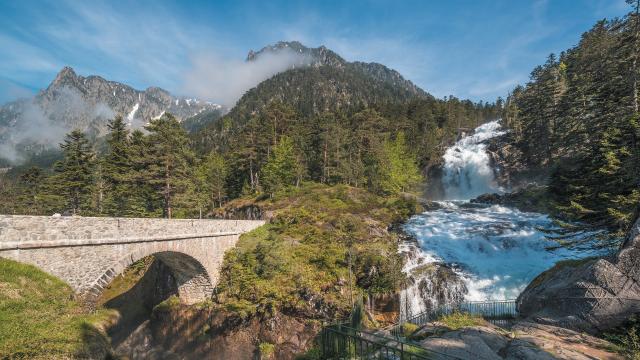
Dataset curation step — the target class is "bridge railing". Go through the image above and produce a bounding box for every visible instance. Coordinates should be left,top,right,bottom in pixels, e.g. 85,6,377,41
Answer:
390,300,518,338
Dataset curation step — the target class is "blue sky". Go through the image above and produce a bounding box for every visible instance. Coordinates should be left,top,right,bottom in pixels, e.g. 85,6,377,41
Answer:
0,0,631,105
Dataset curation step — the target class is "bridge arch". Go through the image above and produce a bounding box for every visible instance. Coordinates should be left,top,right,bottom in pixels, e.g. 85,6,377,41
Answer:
87,249,215,306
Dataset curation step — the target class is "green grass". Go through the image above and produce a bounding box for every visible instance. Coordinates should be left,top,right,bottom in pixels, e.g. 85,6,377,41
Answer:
153,294,181,312
402,322,419,337
97,257,152,306
438,312,487,330
0,258,116,359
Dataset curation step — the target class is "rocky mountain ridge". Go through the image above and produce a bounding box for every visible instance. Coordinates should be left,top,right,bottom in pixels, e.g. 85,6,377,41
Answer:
247,41,428,98
0,67,223,162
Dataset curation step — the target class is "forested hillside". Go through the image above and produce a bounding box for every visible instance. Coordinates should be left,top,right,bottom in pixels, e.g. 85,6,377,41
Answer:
502,9,640,237
0,42,499,217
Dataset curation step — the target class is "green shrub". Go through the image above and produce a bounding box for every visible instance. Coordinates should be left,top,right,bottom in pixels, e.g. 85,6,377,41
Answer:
605,317,640,359
258,341,276,359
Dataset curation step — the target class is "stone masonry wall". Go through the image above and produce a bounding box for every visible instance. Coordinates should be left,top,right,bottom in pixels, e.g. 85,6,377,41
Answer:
0,215,264,304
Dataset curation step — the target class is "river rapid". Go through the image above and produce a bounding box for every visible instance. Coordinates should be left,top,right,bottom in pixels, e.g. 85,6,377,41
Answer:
400,121,595,319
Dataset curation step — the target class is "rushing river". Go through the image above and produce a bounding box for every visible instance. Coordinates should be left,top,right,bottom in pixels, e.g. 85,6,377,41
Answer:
400,121,593,318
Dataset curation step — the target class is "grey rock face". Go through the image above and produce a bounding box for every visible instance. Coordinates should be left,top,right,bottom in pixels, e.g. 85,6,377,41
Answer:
517,217,640,333
417,321,620,359
0,67,223,159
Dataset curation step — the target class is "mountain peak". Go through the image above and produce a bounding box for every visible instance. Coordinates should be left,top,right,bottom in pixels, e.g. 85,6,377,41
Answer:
53,66,78,85
247,41,308,61
247,41,346,68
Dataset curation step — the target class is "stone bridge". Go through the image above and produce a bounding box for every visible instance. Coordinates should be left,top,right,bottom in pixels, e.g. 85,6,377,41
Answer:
0,215,264,305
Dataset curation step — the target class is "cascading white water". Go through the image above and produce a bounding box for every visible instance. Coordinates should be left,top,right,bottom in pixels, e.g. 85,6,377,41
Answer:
399,120,595,320
442,120,505,200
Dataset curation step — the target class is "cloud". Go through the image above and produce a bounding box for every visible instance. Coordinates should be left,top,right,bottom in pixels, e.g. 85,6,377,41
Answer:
0,86,114,164
182,48,311,106
0,100,68,163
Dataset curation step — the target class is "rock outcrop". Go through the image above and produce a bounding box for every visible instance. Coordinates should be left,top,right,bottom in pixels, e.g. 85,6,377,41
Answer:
517,217,640,333
116,306,321,360
471,184,553,214
416,321,622,360
485,133,550,190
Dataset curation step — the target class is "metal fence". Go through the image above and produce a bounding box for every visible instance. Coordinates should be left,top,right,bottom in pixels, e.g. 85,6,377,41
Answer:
321,323,462,360
391,300,518,337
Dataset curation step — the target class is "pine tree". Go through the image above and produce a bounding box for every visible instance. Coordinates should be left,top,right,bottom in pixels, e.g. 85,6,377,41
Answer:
193,152,228,217
102,116,133,215
17,166,44,214
128,129,156,216
144,113,195,218
261,136,301,196
54,130,95,215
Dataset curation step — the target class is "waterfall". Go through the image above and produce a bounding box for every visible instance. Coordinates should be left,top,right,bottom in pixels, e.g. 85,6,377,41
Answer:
442,120,505,200
398,120,591,322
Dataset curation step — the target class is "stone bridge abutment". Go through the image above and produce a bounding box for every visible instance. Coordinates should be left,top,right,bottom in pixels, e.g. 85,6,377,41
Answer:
0,215,264,305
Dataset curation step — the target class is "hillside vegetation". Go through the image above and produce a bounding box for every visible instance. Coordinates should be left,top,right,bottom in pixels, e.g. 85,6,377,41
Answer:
0,258,116,359
502,10,640,240
215,183,418,320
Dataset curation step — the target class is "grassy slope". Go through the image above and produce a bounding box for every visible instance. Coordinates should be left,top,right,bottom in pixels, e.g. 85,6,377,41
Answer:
215,183,419,320
0,258,116,359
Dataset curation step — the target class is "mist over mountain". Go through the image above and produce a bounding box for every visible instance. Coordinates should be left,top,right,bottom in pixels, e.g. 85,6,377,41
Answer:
183,42,315,107
0,67,222,163
193,41,431,152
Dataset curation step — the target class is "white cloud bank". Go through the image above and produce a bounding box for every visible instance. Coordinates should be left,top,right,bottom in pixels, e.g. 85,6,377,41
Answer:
183,47,311,107
0,86,114,163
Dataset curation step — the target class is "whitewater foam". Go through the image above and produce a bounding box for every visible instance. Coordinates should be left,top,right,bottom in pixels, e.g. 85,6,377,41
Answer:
400,120,596,317
403,202,589,301
442,120,506,200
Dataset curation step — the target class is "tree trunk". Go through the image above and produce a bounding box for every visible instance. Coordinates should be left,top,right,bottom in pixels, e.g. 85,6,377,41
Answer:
322,141,328,183
632,7,640,113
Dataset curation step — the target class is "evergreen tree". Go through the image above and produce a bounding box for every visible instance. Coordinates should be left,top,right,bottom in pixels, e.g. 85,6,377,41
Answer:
261,136,301,196
17,166,44,214
102,116,133,215
376,132,422,194
144,113,194,218
128,129,156,216
193,152,228,217
507,12,640,237
54,130,95,215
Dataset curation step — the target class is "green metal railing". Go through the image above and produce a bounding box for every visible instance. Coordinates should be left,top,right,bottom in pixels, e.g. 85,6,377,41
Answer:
320,300,518,359
391,300,518,337
321,323,462,359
